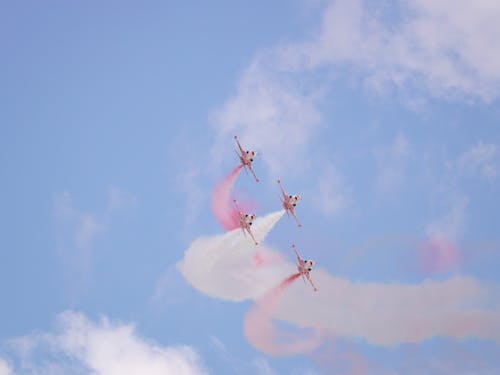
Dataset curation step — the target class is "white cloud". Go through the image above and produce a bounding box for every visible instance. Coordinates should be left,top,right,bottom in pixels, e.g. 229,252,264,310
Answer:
208,0,500,220
0,359,12,375
6,311,207,375
205,0,500,227
210,52,349,218
212,61,322,178
285,0,500,101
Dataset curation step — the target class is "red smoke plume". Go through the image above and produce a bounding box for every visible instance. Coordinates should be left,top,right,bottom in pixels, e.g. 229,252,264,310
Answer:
211,165,244,230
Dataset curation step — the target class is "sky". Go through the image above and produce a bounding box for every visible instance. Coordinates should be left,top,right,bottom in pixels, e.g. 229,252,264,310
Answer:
1,0,500,374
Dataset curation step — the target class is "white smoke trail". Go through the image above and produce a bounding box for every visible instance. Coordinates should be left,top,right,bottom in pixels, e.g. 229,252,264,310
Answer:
177,210,287,301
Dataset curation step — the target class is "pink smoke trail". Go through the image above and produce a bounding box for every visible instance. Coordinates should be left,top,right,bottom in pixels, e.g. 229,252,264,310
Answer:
244,273,323,356
419,236,461,274
211,165,273,266
211,165,244,230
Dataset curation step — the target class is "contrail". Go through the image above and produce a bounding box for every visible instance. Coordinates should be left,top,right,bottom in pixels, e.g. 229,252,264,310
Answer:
244,273,323,356
177,210,286,301
211,165,244,230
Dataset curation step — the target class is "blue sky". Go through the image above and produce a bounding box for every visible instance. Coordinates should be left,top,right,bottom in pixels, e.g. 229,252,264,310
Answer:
1,1,500,374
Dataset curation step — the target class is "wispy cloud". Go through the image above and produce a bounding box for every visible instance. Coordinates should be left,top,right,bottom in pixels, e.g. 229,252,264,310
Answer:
251,358,279,375
373,132,411,193
175,163,205,237
151,265,188,307
426,193,468,242
211,61,323,178
0,358,12,375
174,0,500,370
207,0,500,218
455,142,498,180
210,42,348,217
5,311,208,375
308,162,350,215
283,0,500,101
209,335,290,375
53,188,135,296
54,191,104,283
421,140,498,273
209,336,237,369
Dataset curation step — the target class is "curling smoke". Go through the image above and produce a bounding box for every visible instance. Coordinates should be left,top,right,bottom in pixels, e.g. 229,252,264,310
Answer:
211,165,244,230
180,169,500,348
177,210,286,301
210,164,271,267
244,273,323,356
180,233,500,345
